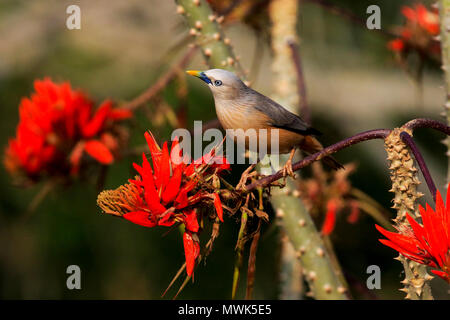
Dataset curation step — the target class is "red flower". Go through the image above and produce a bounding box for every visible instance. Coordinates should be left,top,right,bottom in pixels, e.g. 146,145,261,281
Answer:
387,39,405,52
4,78,131,179
402,4,439,36
346,200,360,224
321,199,338,236
97,131,230,276
387,4,440,57
376,185,450,283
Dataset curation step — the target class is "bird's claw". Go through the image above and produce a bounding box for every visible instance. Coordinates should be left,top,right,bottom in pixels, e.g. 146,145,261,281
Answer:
281,159,296,180
236,164,257,191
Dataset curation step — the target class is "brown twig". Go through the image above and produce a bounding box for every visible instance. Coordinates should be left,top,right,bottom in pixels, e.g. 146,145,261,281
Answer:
121,46,197,111
246,119,450,192
288,39,310,124
247,129,391,191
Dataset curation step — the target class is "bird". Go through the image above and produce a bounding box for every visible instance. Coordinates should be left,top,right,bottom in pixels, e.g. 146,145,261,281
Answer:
186,69,342,183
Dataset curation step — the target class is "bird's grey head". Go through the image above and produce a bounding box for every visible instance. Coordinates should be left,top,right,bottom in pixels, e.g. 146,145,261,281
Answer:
186,69,247,100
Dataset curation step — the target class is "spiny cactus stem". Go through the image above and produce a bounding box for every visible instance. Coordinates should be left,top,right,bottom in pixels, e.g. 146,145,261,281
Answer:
438,0,450,183
175,0,246,78
400,132,437,202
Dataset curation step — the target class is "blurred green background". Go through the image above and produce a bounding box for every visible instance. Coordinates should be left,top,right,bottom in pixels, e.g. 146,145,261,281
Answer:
0,0,449,299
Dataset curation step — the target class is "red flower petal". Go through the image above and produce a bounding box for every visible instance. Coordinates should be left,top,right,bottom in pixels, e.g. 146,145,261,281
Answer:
123,211,156,227
140,153,166,215
108,108,133,120
387,39,405,52
84,140,114,164
321,199,338,235
213,193,224,222
183,232,200,276
157,141,171,190
184,209,199,233
346,201,360,224
401,6,417,22
174,188,189,209
69,141,86,174
81,101,112,138
375,224,430,263
162,165,182,204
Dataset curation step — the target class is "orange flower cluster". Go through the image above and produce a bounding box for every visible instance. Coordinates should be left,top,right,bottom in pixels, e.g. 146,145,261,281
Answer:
4,79,131,181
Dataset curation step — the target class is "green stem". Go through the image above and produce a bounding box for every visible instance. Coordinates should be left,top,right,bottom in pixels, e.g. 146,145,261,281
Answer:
267,0,348,299
439,0,450,183
174,0,246,78
175,0,348,299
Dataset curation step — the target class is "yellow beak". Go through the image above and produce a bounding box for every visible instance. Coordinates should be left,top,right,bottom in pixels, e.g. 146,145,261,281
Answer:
186,70,202,77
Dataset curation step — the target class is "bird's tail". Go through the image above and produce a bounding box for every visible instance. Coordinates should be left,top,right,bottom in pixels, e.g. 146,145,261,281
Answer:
299,136,344,170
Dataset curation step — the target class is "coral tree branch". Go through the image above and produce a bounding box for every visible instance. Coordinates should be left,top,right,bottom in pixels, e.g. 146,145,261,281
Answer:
268,0,348,299
400,132,437,202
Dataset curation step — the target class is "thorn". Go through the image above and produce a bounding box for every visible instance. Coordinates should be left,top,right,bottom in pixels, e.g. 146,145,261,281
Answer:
394,255,403,261
337,286,346,294
298,219,306,227
208,14,216,22
193,0,200,6
224,38,231,45
308,271,317,281
176,5,185,14
195,21,203,29
323,284,332,294
189,28,197,36
216,15,225,24
316,247,325,257
213,33,221,41
276,209,284,218
204,48,212,57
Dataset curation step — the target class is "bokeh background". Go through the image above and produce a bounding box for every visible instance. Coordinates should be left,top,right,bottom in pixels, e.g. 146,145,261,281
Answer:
0,0,449,299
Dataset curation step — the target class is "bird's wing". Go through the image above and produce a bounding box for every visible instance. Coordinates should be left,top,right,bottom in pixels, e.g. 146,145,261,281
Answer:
251,90,321,136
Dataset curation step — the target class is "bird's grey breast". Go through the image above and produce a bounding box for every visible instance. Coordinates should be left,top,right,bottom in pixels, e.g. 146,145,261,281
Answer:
213,88,270,130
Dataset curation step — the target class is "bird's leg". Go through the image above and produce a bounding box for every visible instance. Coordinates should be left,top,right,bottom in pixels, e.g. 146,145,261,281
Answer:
281,148,297,179
236,163,258,191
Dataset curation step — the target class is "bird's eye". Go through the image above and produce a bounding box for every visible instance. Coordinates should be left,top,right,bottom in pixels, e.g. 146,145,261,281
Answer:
214,80,223,86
